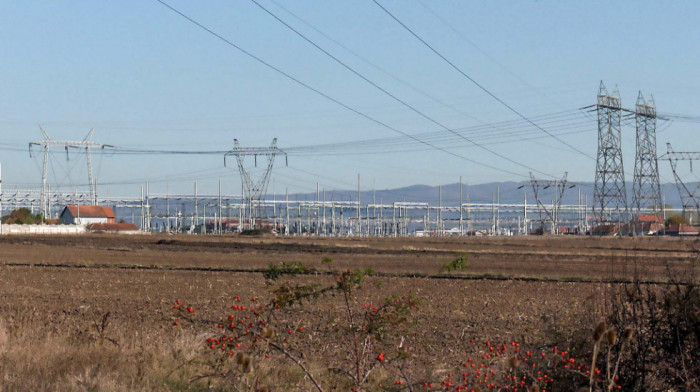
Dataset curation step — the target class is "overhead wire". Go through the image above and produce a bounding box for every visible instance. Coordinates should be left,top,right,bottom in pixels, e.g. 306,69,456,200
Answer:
658,112,700,123
287,126,595,157
266,0,481,123
249,0,553,178
417,0,569,112
0,110,595,159
265,0,575,156
154,0,528,178
285,110,593,154
371,0,596,160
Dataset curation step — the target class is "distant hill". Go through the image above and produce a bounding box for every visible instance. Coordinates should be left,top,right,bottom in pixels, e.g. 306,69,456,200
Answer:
279,181,694,208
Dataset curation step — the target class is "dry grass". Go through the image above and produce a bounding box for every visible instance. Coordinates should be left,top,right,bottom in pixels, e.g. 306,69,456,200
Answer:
0,234,695,390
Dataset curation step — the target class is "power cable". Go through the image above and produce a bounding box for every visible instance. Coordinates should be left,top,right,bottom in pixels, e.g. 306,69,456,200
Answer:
417,0,568,111
0,111,594,159
250,0,552,177
266,0,569,154
154,0,526,178
372,0,595,160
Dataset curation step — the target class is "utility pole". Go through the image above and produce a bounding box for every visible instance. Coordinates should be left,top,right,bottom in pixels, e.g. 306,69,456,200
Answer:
373,183,376,236
285,187,289,235
357,173,361,237
140,186,144,231
491,192,495,235
194,181,198,233
166,181,170,232
459,177,463,235
523,191,528,235
578,187,583,234
145,181,150,232
496,186,500,234
466,186,472,234
438,185,442,236
240,182,244,232
323,188,326,236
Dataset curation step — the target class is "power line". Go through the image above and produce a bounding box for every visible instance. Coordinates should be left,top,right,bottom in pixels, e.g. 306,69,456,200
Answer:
372,0,595,160
1,109,593,157
249,0,552,177
657,112,700,123
267,0,563,152
153,0,525,178
416,0,568,111
287,111,592,153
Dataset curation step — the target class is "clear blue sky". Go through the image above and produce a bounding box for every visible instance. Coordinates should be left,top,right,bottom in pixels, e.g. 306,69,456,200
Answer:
1,0,698,197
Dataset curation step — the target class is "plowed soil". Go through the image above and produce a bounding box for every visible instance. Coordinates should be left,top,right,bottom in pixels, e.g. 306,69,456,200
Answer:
0,234,697,390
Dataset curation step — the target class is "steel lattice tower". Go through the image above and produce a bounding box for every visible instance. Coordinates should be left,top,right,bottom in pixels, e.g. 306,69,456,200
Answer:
526,172,573,234
224,138,286,229
631,92,663,219
593,82,628,226
29,126,111,218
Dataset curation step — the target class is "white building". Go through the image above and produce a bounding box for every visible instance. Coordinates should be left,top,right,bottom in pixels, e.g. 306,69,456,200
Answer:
60,205,116,226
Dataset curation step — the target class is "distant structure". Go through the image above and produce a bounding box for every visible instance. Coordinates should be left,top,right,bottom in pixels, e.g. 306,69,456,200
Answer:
664,143,700,224
593,82,628,227
631,92,663,219
224,138,286,228
29,127,111,218
526,172,573,234
60,205,115,225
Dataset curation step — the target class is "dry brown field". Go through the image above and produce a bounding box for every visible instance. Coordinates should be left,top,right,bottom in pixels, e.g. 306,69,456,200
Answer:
0,234,697,391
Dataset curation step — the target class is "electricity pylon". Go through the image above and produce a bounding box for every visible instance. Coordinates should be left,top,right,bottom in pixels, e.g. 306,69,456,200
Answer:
523,172,573,234
225,138,287,229
631,92,663,225
29,126,111,218
663,143,700,225
593,82,628,228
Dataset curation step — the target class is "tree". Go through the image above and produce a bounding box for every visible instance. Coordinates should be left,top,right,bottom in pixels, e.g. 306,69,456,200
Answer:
1,208,44,224
665,213,689,226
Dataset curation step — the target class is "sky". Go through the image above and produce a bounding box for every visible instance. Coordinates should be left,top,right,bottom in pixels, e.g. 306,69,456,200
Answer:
1,0,699,198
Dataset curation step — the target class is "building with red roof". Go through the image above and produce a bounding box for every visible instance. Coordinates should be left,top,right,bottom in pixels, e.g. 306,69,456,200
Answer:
60,205,116,226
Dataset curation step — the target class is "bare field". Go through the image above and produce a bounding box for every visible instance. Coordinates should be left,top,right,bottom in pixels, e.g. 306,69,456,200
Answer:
0,234,697,281
0,234,697,390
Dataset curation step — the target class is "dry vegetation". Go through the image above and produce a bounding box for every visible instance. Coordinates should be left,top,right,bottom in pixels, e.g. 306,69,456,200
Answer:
0,234,697,391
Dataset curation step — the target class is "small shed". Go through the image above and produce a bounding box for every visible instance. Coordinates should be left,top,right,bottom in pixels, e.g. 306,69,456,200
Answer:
60,205,116,226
